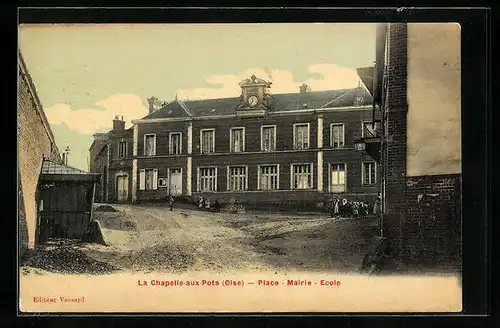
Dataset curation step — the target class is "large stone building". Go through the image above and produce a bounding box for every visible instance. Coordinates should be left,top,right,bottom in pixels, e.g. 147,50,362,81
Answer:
90,76,381,209
356,23,462,268
18,51,62,255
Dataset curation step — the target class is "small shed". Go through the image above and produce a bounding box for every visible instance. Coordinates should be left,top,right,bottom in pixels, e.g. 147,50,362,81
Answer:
36,158,101,244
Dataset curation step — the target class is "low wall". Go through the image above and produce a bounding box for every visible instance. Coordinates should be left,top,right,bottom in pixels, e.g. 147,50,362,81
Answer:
403,174,462,268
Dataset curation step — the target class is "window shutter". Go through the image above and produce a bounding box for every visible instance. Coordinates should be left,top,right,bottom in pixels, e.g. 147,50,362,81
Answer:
153,169,158,190
152,136,157,156
139,169,145,190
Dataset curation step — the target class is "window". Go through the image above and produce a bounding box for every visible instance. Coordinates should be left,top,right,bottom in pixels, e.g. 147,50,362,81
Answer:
261,125,276,151
362,162,377,185
362,121,381,138
258,165,279,190
330,163,346,193
293,123,310,149
144,134,156,156
200,129,215,154
230,127,245,152
198,167,217,191
139,168,158,190
118,141,127,158
228,166,247,191
354,95,364,106
330,124,345,148
169,132,182,155
291,164,313,189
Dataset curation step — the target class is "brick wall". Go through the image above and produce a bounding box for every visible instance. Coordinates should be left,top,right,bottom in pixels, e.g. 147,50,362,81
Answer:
381,23,462,268
404,174,462,269
18,58,61,253
135,109,374,156
18,169,28,259
105,106,380,205
109,128,133,160
137,121,189,156
193,191,378,211
382,23,409,257
136,156,188,202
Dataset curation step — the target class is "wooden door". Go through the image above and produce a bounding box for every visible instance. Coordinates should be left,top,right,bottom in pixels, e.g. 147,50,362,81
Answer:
169,169,182,196
117,175,129,201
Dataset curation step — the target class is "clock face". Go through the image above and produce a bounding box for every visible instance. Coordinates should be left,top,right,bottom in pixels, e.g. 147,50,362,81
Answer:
247,95,258,106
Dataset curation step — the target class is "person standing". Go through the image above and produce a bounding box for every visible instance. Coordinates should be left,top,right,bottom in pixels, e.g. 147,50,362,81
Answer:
329,199,335,218
334,199,340,217
169,196,174,211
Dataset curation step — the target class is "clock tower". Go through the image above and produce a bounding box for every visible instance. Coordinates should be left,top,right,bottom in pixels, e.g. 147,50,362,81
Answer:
237,75,272,117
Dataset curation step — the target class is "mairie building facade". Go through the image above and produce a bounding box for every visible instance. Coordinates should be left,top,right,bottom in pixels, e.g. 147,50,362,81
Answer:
89,76,380,209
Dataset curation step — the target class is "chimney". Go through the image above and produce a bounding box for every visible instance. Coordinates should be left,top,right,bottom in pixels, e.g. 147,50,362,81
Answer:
113,115,125,133
299,84,309,93
147,97,159,114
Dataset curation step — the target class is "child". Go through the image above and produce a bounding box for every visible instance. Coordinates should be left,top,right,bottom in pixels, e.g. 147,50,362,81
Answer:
334,199,340,217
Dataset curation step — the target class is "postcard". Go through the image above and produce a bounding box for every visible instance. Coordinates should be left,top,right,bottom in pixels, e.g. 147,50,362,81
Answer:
18,21,462,313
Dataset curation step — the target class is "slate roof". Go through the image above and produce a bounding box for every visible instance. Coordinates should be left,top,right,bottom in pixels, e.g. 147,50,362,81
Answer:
356,67,375,97
140,87,373,120
89,131,110,152
41,159,93,175
142,100,192,120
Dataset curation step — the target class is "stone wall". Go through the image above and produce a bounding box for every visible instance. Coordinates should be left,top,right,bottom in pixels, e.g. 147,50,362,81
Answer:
18,54,61,254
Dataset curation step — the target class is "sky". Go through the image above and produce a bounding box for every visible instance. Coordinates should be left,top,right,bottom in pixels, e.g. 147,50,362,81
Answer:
18,23,376,171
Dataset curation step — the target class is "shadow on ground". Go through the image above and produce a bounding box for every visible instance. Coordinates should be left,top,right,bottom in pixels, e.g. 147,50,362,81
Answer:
20,239,118,275
219,215,379,273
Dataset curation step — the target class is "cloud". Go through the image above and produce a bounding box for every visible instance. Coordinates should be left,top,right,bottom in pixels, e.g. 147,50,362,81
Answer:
45,64,361,134
176,64,360,100
45,94,148,134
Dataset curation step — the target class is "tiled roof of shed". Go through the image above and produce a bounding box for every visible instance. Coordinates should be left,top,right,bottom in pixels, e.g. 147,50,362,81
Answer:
141,87,373,120
41,159,92,175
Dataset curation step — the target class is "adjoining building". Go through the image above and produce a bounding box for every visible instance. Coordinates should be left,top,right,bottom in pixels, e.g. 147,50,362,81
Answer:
355,23,462,268
90,76,382,209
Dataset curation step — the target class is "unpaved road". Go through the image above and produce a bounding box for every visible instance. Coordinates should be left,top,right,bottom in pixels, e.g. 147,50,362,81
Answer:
21,204,378,275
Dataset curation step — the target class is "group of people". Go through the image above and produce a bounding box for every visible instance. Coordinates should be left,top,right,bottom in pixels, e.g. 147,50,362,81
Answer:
329,194,381,219
197,197,221,212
